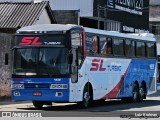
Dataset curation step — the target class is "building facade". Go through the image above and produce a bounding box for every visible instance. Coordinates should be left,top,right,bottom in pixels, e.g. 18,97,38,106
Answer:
0,0,150,33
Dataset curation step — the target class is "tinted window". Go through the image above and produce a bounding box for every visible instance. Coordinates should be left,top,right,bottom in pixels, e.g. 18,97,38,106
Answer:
101,37,112,55
136,42,146,57
125,40,131,56
113,38,124,55
132,41,135,56
86,33,99,54
14,48,69,75
146,42,156,58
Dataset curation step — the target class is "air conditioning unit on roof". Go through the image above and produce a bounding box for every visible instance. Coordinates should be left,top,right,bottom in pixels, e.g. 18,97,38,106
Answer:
139,33,155,38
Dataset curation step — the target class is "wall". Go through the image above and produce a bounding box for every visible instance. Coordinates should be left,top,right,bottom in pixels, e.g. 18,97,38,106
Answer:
150,6,160,18
50,0,93,17
53,10,79,24
35,9,51,25
150,0,160,5
0,33,13,97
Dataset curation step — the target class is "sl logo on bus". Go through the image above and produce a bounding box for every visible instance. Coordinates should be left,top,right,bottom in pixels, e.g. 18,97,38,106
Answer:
19,37,42,45
90,58,106,71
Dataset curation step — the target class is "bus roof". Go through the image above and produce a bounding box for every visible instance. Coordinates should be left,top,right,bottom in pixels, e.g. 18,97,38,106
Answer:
84,27,156,42
17,24,80,33
17,24,156,42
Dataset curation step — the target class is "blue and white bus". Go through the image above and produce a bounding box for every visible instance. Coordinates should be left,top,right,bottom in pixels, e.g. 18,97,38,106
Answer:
12,24,158,108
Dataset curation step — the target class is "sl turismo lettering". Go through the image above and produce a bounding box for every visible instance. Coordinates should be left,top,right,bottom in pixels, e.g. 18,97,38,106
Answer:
90,58,121,71
19,37,42,45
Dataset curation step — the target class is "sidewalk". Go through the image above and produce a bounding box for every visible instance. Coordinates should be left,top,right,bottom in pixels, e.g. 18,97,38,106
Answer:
0,96,13,105
146,83,160,97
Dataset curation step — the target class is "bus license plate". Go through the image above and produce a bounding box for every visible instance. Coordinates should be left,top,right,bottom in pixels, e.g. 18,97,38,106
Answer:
32,92,42,96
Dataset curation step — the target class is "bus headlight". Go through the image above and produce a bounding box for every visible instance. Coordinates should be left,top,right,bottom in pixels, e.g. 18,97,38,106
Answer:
11,84,24,89
50,84,68,89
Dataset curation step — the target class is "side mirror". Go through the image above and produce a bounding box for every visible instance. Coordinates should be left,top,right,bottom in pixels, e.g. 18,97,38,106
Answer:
5,53,9,65
67,53,73,64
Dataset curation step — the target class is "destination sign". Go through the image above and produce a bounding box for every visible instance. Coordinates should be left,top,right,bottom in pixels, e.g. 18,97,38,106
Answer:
15,35,68,46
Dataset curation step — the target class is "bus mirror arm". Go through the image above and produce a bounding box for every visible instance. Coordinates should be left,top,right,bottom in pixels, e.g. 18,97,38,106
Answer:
67,53,73,64
71,66,76,75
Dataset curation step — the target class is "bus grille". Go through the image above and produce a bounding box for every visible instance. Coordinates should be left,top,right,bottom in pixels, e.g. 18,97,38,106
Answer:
24,84,50,89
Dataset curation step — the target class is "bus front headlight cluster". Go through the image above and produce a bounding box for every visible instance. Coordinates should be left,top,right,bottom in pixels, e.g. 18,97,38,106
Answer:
50,84,68,89
11,84,24,89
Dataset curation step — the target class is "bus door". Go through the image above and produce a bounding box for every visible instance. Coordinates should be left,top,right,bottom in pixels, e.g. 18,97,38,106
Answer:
70,47,84,102
69,48,78,101
71,48,78,83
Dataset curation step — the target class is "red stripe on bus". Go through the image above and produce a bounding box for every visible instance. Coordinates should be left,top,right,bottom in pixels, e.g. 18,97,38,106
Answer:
101,64,130,99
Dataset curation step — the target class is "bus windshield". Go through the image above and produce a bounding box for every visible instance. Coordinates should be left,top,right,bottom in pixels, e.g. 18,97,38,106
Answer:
13,47,69,75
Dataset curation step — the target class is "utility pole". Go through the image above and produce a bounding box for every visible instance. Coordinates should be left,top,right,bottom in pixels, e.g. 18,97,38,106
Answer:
104,5,107,30
97,5,100,29
97,5,107,30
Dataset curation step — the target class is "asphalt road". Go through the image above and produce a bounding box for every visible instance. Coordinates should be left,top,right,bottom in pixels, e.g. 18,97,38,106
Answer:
0,84,160,118
0,94,160,117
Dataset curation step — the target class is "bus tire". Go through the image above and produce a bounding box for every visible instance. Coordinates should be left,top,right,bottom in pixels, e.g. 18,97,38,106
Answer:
82,86,91,108
32,101,44,108
131,83,139,103
139,84,146,102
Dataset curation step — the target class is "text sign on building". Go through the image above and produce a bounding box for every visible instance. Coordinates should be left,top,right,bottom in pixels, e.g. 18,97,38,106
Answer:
107,0,144,15
94,0,149,33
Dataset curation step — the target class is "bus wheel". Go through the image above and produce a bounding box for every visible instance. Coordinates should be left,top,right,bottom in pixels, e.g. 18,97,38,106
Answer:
82,86,91,108
32,101,44,108
139,84,146,102
131,83,139,103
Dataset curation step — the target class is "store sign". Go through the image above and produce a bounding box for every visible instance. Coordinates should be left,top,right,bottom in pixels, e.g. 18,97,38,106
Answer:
107,0,114,8
123,26,149,33
107,0,144,15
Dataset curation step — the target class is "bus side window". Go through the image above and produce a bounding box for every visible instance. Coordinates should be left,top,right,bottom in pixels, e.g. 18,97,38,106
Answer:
101,37,112,55
136,41,146,57
86,33,92,55
125,40,131,57
113,38,124,56
86,34,99,55
131,41,136,57
92,36,99,54
77,46,84,69
146,42,156,58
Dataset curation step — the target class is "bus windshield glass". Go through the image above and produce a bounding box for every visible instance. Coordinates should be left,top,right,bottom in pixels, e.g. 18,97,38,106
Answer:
13,48,69,75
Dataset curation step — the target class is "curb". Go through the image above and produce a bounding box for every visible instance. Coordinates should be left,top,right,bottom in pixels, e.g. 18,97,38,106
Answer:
0,96,11,101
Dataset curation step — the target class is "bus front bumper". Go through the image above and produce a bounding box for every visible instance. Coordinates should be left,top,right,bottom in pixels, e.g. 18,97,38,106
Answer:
11,89,69,102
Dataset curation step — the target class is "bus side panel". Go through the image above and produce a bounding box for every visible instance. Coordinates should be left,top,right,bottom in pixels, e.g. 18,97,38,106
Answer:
117,59,157,98
82,57,131,100
70,57,157,102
